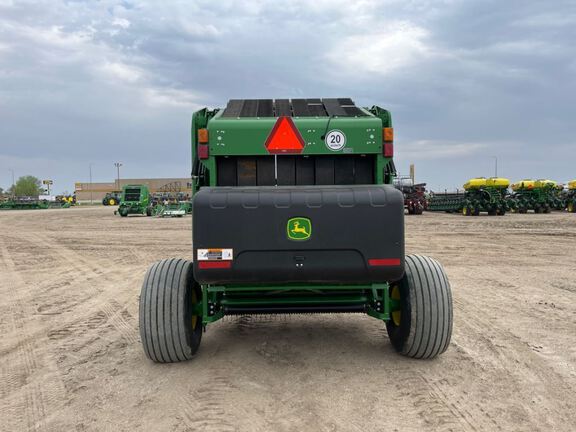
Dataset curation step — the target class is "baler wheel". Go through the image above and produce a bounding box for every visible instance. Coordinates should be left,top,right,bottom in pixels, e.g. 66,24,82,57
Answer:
386,254,453,359
139,259,202,363
109,199,116,206
488,209,497,216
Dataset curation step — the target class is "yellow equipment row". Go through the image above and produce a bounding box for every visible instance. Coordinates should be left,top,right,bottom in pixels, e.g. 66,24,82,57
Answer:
511,179,558,191
463,177,510,190
461,177,576,191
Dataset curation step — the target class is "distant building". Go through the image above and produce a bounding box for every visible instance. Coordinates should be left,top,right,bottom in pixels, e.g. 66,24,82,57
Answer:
75,178,192,202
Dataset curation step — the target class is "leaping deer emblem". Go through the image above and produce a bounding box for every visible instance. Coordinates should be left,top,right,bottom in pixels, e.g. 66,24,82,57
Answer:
291,221,309,236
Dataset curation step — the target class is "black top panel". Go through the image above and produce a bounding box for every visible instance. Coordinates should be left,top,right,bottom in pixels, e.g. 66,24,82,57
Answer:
221,98,368,118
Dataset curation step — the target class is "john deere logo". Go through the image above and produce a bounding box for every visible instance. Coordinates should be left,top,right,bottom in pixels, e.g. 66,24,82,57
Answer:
287,217,311,241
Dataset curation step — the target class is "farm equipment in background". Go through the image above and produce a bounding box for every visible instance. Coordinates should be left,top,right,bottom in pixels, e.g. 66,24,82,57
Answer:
139,97,453,363
154,200,192,217
116,184,152,217
0,196,50,210
509,179,559,213
55,195,76,207
427,191,466,213
102,192,122,206
552,184,568,211
566,180,576,213
394,177,427,215
148,182,192,217
428,177,511,215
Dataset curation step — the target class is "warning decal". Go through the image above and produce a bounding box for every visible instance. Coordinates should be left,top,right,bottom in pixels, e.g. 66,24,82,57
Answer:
197,248,233,261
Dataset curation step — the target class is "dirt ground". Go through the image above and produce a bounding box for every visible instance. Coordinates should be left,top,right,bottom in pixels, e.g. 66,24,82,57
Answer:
1,207,575,432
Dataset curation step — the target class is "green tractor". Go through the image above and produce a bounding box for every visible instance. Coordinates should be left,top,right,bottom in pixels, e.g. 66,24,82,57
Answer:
102,191,122,206
139,98,453,362
117,184,152,217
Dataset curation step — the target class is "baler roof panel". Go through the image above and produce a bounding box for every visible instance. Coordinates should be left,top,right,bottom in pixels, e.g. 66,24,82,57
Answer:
221,98,369,118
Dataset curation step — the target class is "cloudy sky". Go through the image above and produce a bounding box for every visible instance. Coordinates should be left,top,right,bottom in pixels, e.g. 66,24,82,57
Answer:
1,0,575,193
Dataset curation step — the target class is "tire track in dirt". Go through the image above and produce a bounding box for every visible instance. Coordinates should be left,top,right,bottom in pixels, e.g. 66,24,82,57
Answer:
176,373,237,432
392,372,479,432
17,233,140,345
450,290,575,430
0,236,68,431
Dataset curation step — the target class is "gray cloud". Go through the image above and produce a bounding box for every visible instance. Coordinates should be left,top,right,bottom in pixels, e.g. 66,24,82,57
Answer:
1,0,575,192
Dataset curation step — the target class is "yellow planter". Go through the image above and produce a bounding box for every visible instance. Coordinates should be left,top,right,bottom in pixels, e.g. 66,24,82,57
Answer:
485,177,510,188
463,177,487,190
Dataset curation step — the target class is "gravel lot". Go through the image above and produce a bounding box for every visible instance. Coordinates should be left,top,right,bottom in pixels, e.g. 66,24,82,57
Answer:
1,207,575,431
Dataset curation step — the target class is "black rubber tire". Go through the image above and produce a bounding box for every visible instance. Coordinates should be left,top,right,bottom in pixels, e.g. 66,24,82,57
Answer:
472,208,480,216
386,255,453,359
488,208,497,216
146,207,152,217
139,259,202,363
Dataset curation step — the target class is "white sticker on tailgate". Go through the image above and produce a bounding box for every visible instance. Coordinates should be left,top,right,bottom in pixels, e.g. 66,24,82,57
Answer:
197,248,233,261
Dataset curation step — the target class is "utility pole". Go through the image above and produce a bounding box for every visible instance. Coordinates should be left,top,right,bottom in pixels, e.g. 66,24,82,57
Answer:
114,162,122,190
9,169,15,197
89,163,94,205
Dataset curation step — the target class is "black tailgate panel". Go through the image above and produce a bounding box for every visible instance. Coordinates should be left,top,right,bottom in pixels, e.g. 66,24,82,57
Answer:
193,185,404,284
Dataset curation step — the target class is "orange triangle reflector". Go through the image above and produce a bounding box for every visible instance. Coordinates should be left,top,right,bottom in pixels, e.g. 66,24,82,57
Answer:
264,116,305,154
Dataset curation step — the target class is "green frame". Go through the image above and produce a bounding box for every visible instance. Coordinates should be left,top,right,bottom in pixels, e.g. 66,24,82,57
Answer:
193,283,401,326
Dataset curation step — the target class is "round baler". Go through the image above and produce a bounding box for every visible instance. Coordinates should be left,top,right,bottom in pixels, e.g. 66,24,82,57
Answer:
139,98,453,361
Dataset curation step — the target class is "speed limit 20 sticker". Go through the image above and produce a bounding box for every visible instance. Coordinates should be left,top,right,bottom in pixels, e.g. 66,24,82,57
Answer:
325,129,346,151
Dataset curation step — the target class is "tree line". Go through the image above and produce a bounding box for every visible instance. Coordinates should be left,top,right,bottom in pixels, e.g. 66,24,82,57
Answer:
1,176,43,197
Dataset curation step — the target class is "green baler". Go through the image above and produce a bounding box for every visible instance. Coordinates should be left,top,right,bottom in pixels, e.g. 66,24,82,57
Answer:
139,98,453,362
117,184,152,217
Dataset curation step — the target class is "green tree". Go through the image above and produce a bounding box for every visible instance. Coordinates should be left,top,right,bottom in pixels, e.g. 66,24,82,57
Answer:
13,176,43,197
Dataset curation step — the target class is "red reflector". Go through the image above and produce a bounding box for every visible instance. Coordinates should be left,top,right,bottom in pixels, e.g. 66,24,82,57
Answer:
368,258,401,267
198,144,209,159
383,142,393,158
198,261,231,269
264,116,305,154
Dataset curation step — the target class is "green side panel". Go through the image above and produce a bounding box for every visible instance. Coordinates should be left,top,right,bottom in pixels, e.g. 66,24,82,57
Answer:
207,111,383,156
